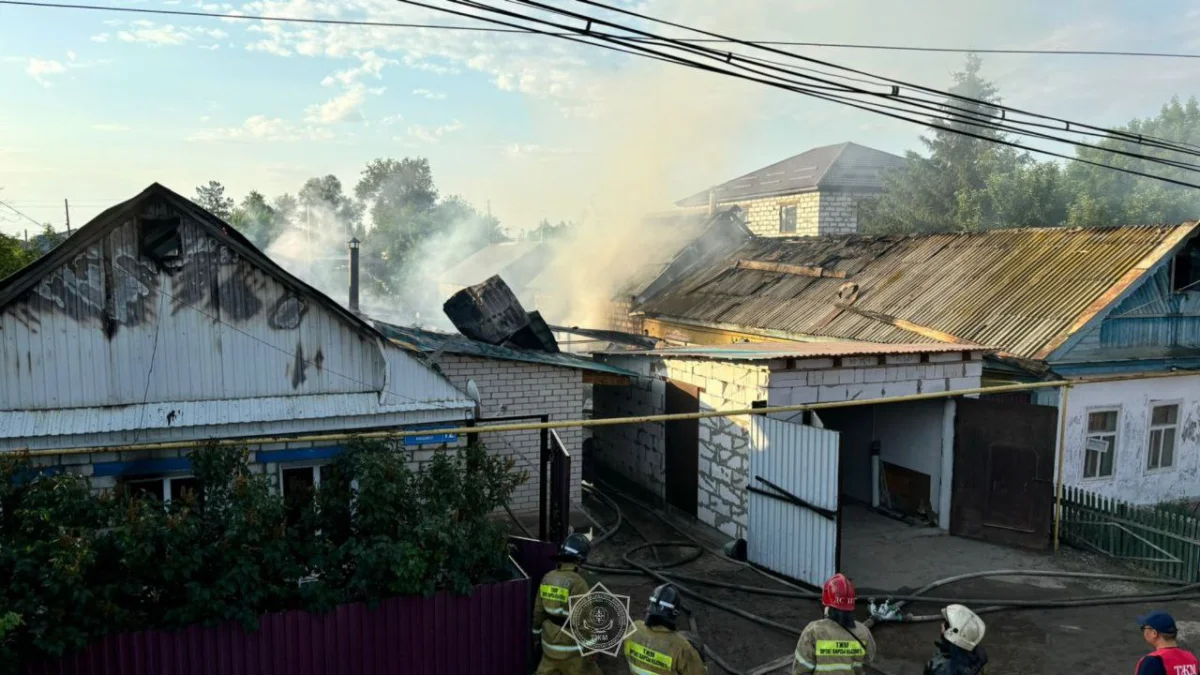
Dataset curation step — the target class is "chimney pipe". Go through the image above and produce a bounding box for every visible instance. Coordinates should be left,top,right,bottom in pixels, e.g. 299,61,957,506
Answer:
348,237,360,313
708,189,716,216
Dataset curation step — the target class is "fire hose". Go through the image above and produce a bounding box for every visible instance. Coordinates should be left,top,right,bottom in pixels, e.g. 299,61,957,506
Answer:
577,481,1200,675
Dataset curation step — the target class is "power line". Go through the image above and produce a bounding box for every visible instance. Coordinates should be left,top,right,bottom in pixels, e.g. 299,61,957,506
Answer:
5,0,1200,60
420,0,1200,188
0,197,45,229
559,0,1200,154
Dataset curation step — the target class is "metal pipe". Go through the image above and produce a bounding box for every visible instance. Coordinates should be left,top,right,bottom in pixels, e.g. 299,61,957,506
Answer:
17,370,1199,457
1053,385,1072,552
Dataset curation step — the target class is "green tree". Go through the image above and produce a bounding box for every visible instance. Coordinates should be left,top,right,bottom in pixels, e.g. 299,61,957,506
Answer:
273,193,299,226
298,175,361,236
230,191,282,249
194,181,235,220
0,233,35,279
355,157,439,228
861,55,1067,233
1065,96,1200,226
523,219,573,242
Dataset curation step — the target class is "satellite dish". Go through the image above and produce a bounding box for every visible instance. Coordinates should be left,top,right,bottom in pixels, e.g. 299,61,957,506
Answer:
466,379,482,405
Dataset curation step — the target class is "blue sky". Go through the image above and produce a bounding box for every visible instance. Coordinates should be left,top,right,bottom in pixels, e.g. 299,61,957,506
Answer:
3,0,1200,237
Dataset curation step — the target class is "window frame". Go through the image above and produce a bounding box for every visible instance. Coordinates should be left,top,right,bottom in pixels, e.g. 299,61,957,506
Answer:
779,204,797,234
1083,406,1120,480
1145,400,1182,473
123,474,197,504
1171,242,1200,294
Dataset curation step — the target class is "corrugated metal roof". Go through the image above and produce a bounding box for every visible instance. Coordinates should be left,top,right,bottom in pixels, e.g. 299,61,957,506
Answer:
437,241,550,289
601,341,991,361
0,183,475,417
0,391,473,440
637,224,1200,360
375,322,639,376
676,142,906,207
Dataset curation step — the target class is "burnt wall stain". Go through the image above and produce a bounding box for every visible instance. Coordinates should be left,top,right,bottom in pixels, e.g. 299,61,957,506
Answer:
314,348,325,371
166,410,178,425
291,340,308,389
22,239,160,339
270,295,308,330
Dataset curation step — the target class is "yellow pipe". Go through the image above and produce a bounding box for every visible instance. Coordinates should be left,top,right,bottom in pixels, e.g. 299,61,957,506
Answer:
16,368,1198,458
1053,385,1072,552
23,379,1064,457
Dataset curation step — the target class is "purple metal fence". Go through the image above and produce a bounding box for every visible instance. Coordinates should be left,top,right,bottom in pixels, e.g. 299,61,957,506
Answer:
509,536,558,592
24,577,530,675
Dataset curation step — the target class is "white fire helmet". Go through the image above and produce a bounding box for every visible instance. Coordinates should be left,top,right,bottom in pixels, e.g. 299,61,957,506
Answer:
941,604,986,651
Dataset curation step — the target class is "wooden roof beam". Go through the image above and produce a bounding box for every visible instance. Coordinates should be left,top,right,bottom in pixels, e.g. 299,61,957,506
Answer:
735,259,847,279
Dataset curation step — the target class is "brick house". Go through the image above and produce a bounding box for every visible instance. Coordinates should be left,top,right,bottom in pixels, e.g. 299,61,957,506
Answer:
676,142,905,237
376,323,636,514
0,184,476,504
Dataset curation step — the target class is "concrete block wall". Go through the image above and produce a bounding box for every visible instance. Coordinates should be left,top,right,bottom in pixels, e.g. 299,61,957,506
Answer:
738,193,820,237
437,354,585,514
685,190,875,238
663,359,769,541
765,353,985,406
816,192,861,235
591,356,668,499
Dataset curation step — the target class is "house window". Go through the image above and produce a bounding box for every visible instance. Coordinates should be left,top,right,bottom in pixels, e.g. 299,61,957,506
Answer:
1084,409,1119,479
124,475,198,504
1147,403,1180,471
779,205,797,234
281,464,332,519
1172,240,1200,293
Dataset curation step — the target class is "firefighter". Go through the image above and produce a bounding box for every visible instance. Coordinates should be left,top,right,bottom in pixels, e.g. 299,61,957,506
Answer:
793,573,876,675
1135,611,1199,675
924,605,989,675
533,533,600,675
622,583,707,675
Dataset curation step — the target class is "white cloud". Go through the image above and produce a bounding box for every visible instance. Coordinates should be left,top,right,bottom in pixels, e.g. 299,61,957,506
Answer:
503,143,576,158
321,51,397,87
305,85,368,124
108,22,229,47
188,115,334,142
66,51,77,62
26,58,66,85
405,119,463,144
92,123,130,132
413,89,447,100
379,114,404,126
118,25,191,46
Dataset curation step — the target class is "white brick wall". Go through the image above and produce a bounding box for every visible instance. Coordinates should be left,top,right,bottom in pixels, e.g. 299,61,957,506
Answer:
680,190,873,237
437,354,585,514
591,357,669,498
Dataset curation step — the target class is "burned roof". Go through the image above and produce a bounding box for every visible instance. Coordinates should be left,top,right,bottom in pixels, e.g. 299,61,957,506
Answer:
0,183,382,343
676,142,906,207
376,322,638,377
600,341,992,361
636,224,1200,360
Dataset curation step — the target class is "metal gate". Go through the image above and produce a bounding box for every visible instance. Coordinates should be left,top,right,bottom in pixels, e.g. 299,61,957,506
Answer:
952,398,1056,549
747,416,841,586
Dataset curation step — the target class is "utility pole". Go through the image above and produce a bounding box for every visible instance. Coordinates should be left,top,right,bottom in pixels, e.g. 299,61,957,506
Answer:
64,198,71,235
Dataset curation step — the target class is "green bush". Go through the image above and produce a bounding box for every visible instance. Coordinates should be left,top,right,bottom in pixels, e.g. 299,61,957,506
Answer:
0,439,523,668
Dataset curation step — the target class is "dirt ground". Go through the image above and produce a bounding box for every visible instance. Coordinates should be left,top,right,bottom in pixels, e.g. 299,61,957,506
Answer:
545,491,1200,675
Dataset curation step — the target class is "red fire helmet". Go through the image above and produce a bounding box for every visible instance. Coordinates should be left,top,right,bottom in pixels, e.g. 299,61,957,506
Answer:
822,573,856,611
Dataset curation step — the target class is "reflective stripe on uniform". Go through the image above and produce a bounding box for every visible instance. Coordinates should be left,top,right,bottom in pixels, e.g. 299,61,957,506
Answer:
540,584,571,603
625,640,673,672
815,640,865,658
795,649,816,669
545,606,569,617
627,664,659,675
542,640,583,654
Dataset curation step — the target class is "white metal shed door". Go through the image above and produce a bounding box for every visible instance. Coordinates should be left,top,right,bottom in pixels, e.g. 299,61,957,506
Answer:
747,416,840,586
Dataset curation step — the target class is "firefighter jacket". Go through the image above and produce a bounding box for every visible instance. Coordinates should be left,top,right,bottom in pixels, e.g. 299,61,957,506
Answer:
622,620,707,675
793,617,876,675
533,564,592,660
924,639,989,675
